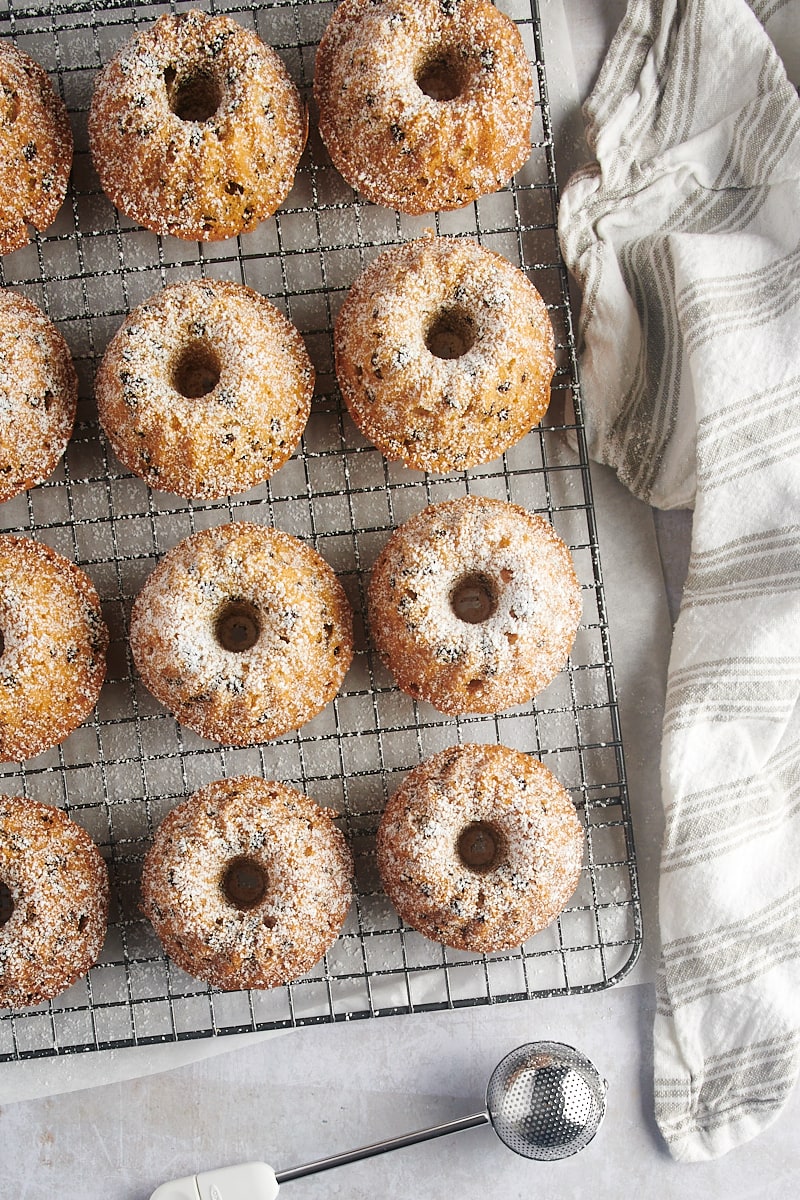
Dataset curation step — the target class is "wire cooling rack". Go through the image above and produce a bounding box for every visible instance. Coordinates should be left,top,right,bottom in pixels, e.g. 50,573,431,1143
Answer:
0,0,641,1061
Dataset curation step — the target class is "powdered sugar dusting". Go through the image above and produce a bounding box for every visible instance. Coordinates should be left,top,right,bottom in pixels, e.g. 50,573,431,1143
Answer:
335,234,555,473
314,0,534,214
130,522,353,746
95,279,313,500
368,495,581,714
377,743,583,953
141,775,353,990
0,795,109,1008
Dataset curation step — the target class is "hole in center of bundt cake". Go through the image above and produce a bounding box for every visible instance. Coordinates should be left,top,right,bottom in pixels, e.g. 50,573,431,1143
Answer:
425,307,476,360
458,822,502,871
0,880,13,927
415,51,468,102
164,66,222,123
450,572,497,624
222,857,268,910
215,600,261,653
171,340,222,399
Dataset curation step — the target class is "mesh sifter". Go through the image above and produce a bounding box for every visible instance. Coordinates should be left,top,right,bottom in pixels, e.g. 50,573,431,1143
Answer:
485,1040,606,1159
149,1041,607,1198
0,0,642,1064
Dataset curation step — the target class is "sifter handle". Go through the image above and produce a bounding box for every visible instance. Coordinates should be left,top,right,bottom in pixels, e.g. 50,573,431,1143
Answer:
275,1110,491,1183
150,1161,279,1200
146,1108,491,1195
149,1111,491,1198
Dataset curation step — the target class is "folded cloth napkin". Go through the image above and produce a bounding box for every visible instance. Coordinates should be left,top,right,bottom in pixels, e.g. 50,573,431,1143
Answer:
558,0,800,1163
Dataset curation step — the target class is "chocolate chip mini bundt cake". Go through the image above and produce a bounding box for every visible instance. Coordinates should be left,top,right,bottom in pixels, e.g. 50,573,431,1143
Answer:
0,795,108,1009
95,279,314,499
368,495,581,715
0,536,108,763
130,522,353,746
0,39,73,254
89,9,307,240
334,234,555,473
0,288,77,502
314,0,534,213
377,743,584,952
141,775,353,990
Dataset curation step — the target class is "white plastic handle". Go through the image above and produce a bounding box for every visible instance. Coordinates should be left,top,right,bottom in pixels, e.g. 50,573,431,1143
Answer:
150,1161,280,1200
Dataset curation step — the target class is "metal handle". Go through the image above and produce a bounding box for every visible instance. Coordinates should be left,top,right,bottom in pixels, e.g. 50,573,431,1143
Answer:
275,1110,491,1184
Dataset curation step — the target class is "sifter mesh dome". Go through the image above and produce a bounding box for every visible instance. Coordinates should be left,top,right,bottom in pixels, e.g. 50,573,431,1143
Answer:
486,1041,606,1161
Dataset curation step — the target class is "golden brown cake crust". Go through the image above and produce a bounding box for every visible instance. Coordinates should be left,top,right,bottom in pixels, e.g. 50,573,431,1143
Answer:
0,536,108,763
141,775,353,991
368,495,581,715
0,39,73,255
314,0,534,213
88,10,307,241
376,743,583,953
95,279,314,499
0,795,109,1009
334,234,555,473
130,522,354,746
0,289,77,501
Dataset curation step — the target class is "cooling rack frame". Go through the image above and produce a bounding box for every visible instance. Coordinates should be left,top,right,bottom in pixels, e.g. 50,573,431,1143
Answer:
0,0,642,1063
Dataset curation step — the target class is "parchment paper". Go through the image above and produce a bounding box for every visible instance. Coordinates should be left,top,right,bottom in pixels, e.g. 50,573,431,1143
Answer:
0,0,672,1104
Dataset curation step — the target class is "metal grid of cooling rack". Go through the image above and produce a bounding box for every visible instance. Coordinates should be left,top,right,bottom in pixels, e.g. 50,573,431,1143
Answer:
0,0,641,1062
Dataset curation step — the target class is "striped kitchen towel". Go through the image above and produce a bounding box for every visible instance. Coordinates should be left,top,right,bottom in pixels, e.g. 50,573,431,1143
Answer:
558,0,800,1164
